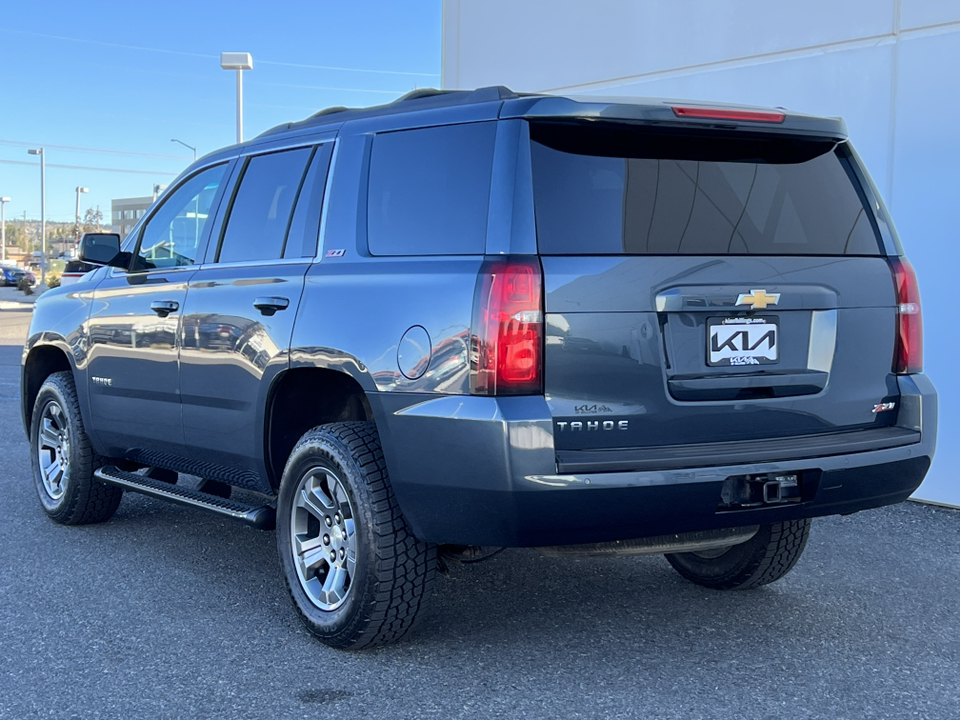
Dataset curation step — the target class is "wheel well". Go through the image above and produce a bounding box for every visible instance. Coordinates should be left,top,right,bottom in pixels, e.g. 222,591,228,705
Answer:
266,368,373,489
23,345,73,427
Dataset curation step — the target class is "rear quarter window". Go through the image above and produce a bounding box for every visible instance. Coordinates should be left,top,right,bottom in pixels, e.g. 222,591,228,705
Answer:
367,122,496,256
530,123,882,256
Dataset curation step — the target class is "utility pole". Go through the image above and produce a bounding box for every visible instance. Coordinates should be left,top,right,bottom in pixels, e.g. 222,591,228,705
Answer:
27,148,46,284
0,198,9,263
75,187,89,256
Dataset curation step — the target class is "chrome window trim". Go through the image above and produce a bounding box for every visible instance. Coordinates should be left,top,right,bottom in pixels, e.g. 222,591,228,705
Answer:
108,264,198,278
312,139,340,264
237,135,337,159
109,137,338,278
126,160,233,274
195,257,311,271
215,138,338,266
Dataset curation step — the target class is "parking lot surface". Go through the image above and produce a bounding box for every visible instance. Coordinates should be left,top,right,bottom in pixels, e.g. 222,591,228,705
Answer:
1,313,958,720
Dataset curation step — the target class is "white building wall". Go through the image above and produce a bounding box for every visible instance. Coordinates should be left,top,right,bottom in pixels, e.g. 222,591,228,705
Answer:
443,0,960,506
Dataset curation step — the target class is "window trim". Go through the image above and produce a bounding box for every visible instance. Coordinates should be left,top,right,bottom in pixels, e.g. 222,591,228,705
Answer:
279,146,319,258
312,139,340,264
127,160,232,274
196,256,310,271
211,142,326,266
364,121,497,258
527,127,885,258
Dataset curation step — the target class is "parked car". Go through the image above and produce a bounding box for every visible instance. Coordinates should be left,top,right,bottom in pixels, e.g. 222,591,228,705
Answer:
22,87,937,650
59,260,96,287
1,265,25,287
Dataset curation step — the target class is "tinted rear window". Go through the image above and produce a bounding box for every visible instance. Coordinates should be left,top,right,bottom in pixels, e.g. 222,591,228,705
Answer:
531,123,881,256
367,122,496,256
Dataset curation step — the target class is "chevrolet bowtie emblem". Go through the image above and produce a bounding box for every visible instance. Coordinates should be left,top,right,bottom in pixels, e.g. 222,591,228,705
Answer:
736,289,780,309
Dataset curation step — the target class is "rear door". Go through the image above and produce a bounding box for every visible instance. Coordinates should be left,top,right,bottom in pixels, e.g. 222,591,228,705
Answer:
528,121,900,459
178,142,332,488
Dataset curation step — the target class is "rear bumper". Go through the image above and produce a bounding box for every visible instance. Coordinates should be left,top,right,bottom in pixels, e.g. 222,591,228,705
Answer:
371,373,937,547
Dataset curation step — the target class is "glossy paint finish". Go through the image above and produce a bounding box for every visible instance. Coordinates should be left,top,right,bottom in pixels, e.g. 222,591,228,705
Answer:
85,267,194,457
289,126,492,397
541,255,901,452
291,257,478,396
21,89,938,547
20,273,102,434
368,375,936,546
179,260,310,486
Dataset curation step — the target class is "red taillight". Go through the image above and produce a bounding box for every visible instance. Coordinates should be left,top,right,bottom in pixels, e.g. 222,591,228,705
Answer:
671,106,786,123
890,257,923,374
471,258,543,395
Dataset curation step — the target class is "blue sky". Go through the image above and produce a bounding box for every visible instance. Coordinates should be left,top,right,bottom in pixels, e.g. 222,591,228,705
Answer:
0,1,441,224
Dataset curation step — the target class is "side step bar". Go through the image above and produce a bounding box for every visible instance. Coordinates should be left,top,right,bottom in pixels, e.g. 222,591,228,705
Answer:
95,465,276,529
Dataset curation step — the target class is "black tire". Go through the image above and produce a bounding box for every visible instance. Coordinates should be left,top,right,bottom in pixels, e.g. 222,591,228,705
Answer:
30,371,123,525
276,422,436,649
665,519,811,590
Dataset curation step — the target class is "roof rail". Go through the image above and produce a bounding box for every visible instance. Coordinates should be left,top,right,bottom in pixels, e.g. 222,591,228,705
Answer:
258,86,518,138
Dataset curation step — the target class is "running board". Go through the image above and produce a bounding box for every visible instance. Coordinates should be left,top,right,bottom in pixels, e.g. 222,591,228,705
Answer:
95,466,275,529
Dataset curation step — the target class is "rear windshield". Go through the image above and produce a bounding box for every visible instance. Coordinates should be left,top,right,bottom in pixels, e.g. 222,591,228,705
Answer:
530,122,882,256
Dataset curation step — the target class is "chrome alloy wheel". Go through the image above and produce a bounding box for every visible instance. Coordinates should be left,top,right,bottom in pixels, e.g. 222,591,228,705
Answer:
291,467,358,611
37,399,71,501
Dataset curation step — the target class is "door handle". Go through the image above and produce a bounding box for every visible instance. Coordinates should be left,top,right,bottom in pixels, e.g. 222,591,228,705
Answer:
150,300,179,318
253,296,290,317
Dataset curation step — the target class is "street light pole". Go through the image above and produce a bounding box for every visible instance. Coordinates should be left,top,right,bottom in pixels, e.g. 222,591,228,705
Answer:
220,53,253,144
27,148,45,284
75,186,89,256
237,70,243,143
0,197,10,264
170,138,197,162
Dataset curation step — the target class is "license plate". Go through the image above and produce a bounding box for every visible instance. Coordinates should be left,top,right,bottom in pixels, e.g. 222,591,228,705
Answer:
708,317,778,366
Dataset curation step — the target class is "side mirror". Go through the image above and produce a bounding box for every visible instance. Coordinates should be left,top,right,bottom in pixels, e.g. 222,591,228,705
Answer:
79,233,126,269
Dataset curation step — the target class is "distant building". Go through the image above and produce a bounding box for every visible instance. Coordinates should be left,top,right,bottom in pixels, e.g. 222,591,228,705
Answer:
111,186,166,238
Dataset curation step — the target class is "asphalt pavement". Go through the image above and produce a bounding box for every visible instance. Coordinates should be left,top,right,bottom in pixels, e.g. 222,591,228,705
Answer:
1,306,958,720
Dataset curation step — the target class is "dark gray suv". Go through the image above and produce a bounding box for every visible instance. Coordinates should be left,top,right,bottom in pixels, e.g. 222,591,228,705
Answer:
22,87,937,649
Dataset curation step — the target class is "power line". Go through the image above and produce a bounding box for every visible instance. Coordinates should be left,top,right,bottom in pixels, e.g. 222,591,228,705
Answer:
3,28,440,78
73,60,413,97
3,28,215,60
248,80,406,95
258,59,439,77
0,159,177,176
0,139,189,160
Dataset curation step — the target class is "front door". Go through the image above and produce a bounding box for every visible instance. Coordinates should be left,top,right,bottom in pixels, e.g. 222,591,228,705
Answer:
85,163,230,461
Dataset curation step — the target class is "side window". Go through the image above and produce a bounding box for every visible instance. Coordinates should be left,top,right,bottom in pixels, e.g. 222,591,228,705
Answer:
136,164,227,269
284,144,334,259
217,147,313,264
367,122,496,256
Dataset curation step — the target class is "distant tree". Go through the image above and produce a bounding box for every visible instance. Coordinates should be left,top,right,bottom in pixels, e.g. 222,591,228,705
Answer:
83,206,104,231
1,223,27,248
